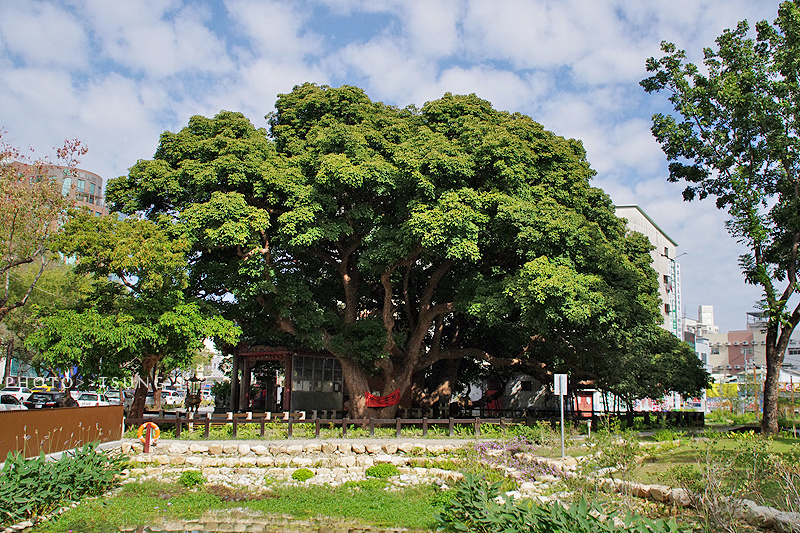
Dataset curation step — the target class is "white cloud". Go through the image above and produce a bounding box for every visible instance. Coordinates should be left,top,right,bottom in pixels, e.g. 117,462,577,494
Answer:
224,0,323,62
74,0,233,78
0,2,89,69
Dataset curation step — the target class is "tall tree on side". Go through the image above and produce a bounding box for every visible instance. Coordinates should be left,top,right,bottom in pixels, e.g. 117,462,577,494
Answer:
0,132,84,322
642,0,800,434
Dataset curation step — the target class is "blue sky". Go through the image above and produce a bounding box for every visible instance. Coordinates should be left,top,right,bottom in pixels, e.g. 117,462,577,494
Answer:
0,0,783,332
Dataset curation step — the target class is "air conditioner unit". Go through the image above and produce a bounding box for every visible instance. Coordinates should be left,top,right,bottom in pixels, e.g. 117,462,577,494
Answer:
742,341,748,345
726,365,732,369
761,341,767,345
725,342,731,346
734,342,739,345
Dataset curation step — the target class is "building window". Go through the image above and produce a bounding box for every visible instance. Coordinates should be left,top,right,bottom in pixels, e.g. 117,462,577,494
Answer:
712,347,720,355
89,183,96,195
665,303,670,314
664,247,669,257
61,177,72,196
77,179,85,192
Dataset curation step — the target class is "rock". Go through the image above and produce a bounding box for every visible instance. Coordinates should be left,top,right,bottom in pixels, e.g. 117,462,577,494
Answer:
743,502,779,529
373,454,393,464
208,444,223,455
292,457,314,467
256,457,274,467
321,442,337,454
339,456,356,468
397,443,415,454
186,456,203,466
338,443,352,454
649,485,672,502
154,454,170,465
168,443,189,454
351,443,366,454
144,467,163,476
251,445,269,455
189,443,209,453
305,443,321,453
237,444,251,455
269,444,286,455
563,456,578,467
169,456,186,465
287,444,304,456
484,449,504,457
774,511,800,533
239,457,256,467
222,444,238,454
121,442,132,454
365,444,382,454
427,445,445,455
632,484,651,499
669,488,691,507
383,443,398,455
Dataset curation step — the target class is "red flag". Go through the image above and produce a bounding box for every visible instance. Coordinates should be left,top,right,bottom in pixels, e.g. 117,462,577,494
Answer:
365,389,400,407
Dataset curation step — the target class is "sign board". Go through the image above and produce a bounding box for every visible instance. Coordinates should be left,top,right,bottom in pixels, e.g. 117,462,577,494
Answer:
554,374,568,396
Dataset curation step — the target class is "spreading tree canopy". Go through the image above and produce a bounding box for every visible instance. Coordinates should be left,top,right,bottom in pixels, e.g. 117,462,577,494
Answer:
108,84,694,417
642,0,800,434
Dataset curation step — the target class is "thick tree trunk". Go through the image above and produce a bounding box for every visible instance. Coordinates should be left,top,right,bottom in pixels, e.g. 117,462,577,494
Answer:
339,357,414,419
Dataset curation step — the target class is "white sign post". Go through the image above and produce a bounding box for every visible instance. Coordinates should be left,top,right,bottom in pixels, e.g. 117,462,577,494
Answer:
554,374,568,458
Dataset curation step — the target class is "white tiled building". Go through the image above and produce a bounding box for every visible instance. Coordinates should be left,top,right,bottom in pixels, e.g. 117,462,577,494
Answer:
615,205,682,339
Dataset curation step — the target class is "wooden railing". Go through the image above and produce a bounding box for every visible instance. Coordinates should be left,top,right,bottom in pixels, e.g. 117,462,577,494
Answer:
124,408,704,439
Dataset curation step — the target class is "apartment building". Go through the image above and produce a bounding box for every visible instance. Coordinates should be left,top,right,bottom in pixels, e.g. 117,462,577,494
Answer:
615,205,682,338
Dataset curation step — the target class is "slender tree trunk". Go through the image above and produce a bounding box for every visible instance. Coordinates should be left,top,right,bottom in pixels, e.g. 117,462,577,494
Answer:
762,343,783,435
2,337,13,385
130,354,159,419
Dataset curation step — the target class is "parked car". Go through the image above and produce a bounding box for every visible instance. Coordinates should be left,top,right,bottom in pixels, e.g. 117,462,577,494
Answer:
76,392,110,407
160,389,183,404
105,390,122,405
0,393,28,410
0,386,32,402
24,392,67,409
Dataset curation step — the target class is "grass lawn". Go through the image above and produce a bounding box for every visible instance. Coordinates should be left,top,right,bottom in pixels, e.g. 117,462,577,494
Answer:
629,433,800,511
32,479,444,532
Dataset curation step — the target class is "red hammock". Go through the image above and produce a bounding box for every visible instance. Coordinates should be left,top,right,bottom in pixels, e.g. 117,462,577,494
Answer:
365,389,401,408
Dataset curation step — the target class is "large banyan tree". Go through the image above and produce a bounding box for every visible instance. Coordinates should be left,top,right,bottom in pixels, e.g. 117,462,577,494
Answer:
108,83,701,418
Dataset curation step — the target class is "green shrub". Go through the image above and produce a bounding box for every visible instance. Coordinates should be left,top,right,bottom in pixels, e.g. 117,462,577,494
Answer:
178,470,206,487
365,463,399,478
292,468,314,482
0,442,127,527
436,474,688,533
653,428,684,442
